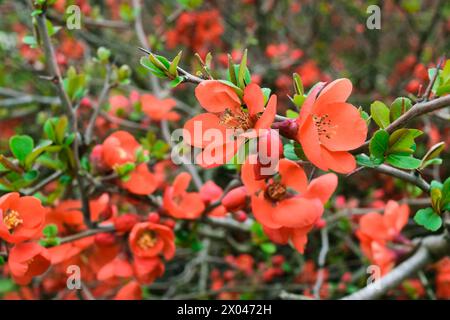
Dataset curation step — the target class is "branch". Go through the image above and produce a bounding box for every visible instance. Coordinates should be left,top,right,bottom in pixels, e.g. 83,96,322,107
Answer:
35,11,93,228
59,225,115,244
84,65,113,145
342,234,450,300
352,162,430,192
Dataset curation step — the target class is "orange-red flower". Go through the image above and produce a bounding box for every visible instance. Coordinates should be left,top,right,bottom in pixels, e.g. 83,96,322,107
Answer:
436,257,450,299
356,201,410,275
242,158,337,253
97,131,157,195
101,131,140,169
114,281,142,300
8,242,51,285
129,222,175,260
0,193,47,244
163,172,205,219
184,80,277,168
141,94,180,121
133,256,165,284
295,78,367,173
97,256,133,281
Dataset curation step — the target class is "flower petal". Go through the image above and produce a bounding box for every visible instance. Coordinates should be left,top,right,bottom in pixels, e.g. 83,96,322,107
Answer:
195,80,241,113
243,83,264,116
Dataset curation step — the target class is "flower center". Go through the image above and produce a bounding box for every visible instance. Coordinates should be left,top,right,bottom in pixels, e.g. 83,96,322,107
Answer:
219,108,255,131
313,114,336,140
137,231,157,250
264,182,287,202
3,209,23,231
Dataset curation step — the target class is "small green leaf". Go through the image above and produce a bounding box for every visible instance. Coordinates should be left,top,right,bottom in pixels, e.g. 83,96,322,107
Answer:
369,130,389,161
414,207,442,231
286,109,299,119
237,49,248,89
260,242,277,254
43,224,58,238
293,73,304,95
390,97,412,122
169,51,182,76
386,153,421,169
388,129,422,154
10,135,34,165
421,142,445,169
370,101,390,129
356,154,380,168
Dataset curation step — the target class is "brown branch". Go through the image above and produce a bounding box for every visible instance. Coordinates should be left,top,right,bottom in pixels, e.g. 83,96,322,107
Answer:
59,225,115,244
84,65,113,145
351,162,430,192
35,11,93,228
342,234,450,300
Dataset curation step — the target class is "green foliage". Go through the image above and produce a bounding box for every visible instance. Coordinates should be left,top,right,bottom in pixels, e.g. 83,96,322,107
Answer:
390,97,412,122
9,135,34,165
414,207,442,232
370,101,390,129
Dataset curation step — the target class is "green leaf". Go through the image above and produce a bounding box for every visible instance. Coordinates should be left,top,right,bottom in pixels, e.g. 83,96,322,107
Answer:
170,76,184,88
286,109,299,119
386,154,421,169
369,130,389,161
260,242,277,254
261,88,271,104
431,187,442,213
169,51,182,77
388,128,422,154
43,224,58,238
284,143,299,161
0,278,15,294
414,207,442,231
390,97,412,122
421,142,445,169
356,154,380,168
55,116,68,144
227,54,237,85
441,177,450,207
10,135,34,165
293,73,304,95
370,101,390,129
237,49,248,89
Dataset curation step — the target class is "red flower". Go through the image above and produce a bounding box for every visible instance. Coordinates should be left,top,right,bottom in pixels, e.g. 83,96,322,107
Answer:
129,222,175,260
356,201,410,275
436,257,450,299
114,281,142,300
99,131,157,195
0,193,47,244
141,94,180,121
184,81,277,168
133,256,165,284
8,242,51,285
97,256,133,281
163,172,205,219
295,79,367,173
242,158,337,253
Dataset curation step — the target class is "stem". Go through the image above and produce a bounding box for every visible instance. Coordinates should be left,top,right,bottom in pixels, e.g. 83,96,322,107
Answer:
35,11,92,228
84,65,112,145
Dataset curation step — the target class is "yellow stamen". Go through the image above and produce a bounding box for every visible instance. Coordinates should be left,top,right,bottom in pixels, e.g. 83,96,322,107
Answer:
137,231,157,250
3,210,23,231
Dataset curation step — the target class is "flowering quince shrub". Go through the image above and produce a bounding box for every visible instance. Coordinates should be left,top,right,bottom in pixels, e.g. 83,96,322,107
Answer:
0,0,449,301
